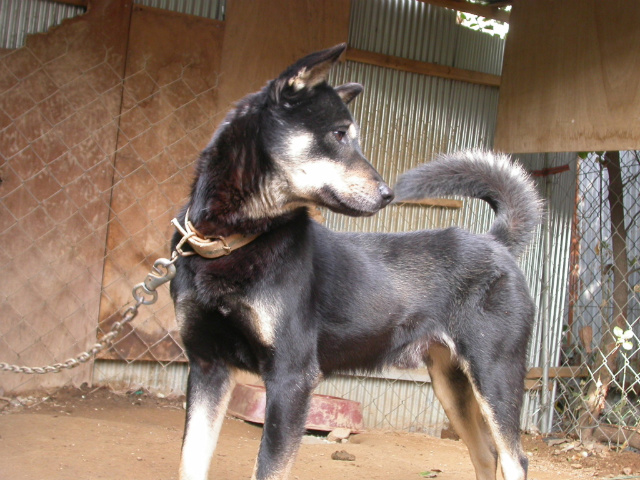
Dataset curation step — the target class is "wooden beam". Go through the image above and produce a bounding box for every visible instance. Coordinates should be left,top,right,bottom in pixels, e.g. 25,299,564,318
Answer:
346,47,501,88
417,0,510,23
395,198,464,209
530,164,571,178
51,0,88,6
527,366,588,379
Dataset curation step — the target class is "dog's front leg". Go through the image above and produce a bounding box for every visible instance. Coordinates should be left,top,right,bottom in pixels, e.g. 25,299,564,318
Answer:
180,357,234,480
252,369,319,480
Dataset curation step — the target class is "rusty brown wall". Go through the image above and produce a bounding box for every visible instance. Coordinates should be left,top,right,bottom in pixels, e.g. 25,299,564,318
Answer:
0,0,131,392
96,6,224,363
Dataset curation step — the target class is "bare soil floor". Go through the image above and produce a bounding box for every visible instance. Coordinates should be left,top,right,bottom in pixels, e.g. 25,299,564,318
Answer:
1,386,639,480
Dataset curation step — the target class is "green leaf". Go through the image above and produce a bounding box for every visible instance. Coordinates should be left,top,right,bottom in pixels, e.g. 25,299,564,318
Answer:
622,341,633,351
613,326,624,337
420,472,438,478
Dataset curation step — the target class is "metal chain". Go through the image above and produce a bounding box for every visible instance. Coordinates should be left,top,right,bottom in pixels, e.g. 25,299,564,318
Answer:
0,255,178,375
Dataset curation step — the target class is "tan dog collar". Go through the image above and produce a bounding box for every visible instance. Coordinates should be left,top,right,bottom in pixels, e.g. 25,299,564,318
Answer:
171,209,260,259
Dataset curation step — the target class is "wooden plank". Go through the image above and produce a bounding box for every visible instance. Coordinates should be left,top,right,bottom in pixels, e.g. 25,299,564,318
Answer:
346,48,501,88
217,0,351,109
0,0,131,393
495,0,640,153
97,5,224,362
51,0,88,6
530,164,571,178
526,366,588,379
395,198,464,209
417,0,510,23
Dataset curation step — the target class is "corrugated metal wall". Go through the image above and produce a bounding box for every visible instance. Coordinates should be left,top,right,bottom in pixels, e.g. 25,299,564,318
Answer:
514,152,577,432
315,0,508,432
133,0,225,20
315,0,576,434
0,0,85,49
0,0,225,51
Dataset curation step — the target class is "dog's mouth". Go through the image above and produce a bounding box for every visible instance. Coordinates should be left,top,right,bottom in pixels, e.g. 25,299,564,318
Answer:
320,185,394,217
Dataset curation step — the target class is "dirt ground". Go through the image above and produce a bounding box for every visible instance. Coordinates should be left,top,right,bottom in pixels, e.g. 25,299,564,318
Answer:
1,386,639,480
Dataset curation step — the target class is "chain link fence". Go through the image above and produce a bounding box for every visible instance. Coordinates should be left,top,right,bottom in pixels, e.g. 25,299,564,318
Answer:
0,3,222,393
553,151,640,445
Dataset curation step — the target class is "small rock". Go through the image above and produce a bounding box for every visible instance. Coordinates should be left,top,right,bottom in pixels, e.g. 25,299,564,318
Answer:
545,438,568,447
571,463,583,470
327,428,351,443
622,467,633,475
331,450,355,462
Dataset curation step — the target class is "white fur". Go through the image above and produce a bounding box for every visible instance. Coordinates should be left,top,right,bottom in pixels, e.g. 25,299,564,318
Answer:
287,159,348,195
347,123,358,139
459,359,526,480
286,132,314,158
179,383,234,480
246,294,281,346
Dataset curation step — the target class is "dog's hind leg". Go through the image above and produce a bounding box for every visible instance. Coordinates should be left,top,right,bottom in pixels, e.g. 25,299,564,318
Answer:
459,357,529,480
426,343,499,480
179,357,234,480
252,368,319,480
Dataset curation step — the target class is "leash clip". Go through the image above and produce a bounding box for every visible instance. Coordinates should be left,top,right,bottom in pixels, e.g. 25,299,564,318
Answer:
209,236,232,255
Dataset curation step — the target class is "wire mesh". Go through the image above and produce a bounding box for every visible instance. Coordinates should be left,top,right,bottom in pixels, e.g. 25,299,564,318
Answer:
552,152,640,444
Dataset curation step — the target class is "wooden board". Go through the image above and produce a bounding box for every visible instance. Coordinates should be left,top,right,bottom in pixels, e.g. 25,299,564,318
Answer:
494,0,640,153
216,0,351,109
346,48,501,87
97,6,224,362
394,198,463,209
0,0,131,392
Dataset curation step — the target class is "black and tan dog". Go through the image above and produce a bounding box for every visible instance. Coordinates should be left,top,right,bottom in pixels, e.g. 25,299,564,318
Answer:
170,44,542,480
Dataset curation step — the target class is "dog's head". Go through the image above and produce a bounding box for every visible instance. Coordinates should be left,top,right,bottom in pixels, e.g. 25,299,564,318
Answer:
262,44,394,217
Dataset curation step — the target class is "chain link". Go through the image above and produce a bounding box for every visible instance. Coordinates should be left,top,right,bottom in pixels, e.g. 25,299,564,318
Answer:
0,255,177,375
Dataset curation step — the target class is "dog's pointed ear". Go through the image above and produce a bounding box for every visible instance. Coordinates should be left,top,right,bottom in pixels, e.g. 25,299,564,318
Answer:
271,44,347,102
335,83,363,104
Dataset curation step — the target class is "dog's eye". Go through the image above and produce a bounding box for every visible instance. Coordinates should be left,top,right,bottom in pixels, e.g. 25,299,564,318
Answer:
333,130,347,143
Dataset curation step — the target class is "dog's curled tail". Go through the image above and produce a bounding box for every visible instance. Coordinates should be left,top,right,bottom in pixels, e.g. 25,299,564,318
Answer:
393,151,544,258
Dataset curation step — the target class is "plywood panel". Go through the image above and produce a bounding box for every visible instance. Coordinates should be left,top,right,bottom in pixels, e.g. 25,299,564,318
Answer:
97,6,224,362
217,0,351,108
0,0,131,392
494,0,640,153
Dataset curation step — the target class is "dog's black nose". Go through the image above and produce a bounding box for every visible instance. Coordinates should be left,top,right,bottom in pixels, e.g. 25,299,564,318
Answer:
379,184,394,206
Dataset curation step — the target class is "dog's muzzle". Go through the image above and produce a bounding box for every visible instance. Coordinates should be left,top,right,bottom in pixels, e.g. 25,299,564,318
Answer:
379,183,394,207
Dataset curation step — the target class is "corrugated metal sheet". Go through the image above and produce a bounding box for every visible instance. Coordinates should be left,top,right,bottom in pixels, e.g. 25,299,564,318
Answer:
133,0,225,20
318,0,505,432
0,0,85,49
315,374,447,435
321,0,576,434
93,360,189,395
514,153,577,432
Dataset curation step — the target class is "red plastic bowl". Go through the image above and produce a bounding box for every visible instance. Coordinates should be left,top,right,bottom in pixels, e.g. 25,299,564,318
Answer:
227,383,364,432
